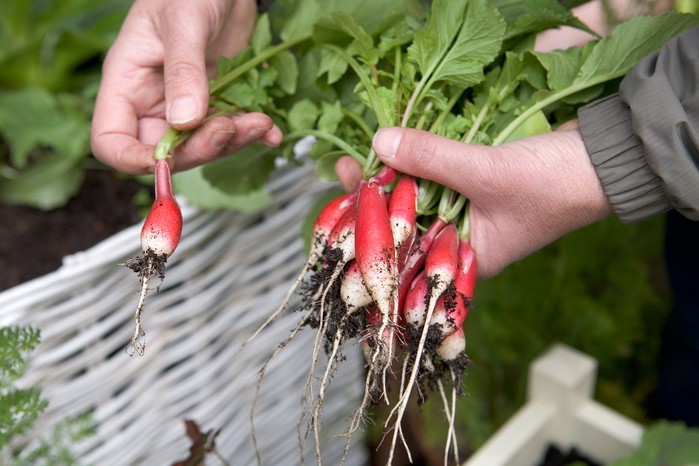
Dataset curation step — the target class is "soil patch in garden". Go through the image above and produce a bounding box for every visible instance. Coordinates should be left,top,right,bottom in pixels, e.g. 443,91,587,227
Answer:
0,169,143,292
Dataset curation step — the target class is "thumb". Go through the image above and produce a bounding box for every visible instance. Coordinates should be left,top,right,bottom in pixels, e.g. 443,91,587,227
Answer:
158,6,213,128
372,127,490,193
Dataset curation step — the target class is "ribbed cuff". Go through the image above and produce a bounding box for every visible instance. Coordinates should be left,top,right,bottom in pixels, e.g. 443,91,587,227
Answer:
578,94,671,223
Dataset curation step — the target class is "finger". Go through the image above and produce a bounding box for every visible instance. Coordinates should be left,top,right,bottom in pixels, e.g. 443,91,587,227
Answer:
91,70,160,175
158,4,213,129
335,156,363,193
372,127,493,196
170,113,281,171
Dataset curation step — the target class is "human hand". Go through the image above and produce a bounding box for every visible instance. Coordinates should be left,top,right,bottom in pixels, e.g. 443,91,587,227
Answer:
336,125,614,280
91,0,282,175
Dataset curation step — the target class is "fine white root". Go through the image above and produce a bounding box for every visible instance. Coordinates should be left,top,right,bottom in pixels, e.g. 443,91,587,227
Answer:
251,307,314,466
234,261,314,359
128,255,154,356
386,290,440,465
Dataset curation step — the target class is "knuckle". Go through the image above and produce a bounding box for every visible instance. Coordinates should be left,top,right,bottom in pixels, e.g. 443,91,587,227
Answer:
164,60,202,88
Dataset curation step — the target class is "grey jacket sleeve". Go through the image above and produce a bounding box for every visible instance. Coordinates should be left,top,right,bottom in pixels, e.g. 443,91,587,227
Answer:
578,25,699,223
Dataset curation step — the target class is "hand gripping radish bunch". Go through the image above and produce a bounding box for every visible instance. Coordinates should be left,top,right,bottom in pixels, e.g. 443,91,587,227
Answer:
123,129,184,356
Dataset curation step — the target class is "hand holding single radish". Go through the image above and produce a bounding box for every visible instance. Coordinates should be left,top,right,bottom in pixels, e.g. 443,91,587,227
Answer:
91,0,282,175
335,124,615,281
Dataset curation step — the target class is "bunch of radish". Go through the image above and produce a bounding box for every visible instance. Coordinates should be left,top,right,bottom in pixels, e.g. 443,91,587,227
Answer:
287,163,477,464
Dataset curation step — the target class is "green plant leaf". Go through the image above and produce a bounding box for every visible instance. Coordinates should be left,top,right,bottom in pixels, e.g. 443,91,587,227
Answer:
315,152,343,182
409,0,506,89
317,101,344,134
251,14,273,54
314,11,379,65
318,48,350,85
574,13,697,86
201,146,277,196
287,99,320,132
0,88,89,168
493,0,594,42
612,421,699,466
269,50,299,95
501,109,551,142
173,167,272,212
0,155,84,210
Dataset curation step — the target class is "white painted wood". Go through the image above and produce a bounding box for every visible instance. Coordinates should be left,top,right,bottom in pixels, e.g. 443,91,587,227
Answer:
463,343,643,466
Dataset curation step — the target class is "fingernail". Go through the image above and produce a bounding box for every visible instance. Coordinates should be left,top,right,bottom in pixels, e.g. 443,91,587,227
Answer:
167,95,198,124
211,130,236,149
372,127,402,161
248,126,268,141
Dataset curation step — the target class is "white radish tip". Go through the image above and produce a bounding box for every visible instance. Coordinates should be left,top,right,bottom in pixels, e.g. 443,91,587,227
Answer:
436,329,466,361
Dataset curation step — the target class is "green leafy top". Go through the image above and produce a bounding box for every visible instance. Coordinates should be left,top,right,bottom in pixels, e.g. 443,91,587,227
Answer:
165,0,696,216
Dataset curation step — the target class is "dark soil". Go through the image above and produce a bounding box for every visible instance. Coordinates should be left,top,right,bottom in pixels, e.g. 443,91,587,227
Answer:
538,444,603,466
0,169,144,292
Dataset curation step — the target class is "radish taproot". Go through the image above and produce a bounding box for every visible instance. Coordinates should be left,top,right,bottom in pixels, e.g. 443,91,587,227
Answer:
123,159,182,356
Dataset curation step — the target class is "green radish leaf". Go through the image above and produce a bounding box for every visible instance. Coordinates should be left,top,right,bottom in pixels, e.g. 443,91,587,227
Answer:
374,87,398,127
574,13,697,86
409,0,506,89
201,146,277,195
288,99,320,132
251,14,272,54
495,13,697,144
501,109,551,142
318,48,350,84
215,48,253,81
535,46,585,91
315,11,379,64
173,167,272,212
269,50,298,95
317,101,344,134
434,0,506,88
275,0,323,42
407,0,467,80
217,79,267,109
315,152,344,182
494,0,594,42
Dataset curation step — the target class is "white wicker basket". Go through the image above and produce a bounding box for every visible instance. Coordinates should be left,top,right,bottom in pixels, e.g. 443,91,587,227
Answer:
0,164,368,466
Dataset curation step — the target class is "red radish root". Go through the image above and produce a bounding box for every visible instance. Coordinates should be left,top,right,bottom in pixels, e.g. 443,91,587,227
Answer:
123,159,182,356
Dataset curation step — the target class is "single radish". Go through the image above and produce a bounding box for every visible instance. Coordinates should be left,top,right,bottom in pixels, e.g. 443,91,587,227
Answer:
123,159,182,356
140,160,182,257
424,223,459,299
396,217,447,312
340,260,373,314
432,238,476,339
388,175,418,268
310,192,356,264
355,178,396,321
354,174,399,401
403,270,429,330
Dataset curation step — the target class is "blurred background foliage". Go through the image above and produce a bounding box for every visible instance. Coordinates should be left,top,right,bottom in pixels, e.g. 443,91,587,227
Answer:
0,0,692,461
0,0,130,210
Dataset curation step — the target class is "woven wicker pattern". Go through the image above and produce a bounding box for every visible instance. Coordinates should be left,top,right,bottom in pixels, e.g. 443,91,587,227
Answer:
0,165,367,466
